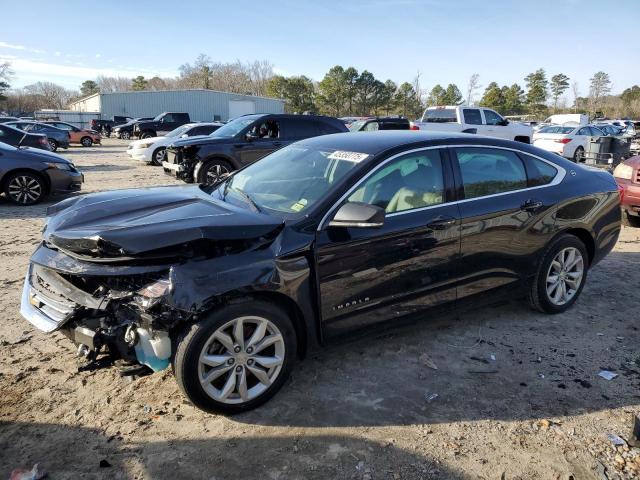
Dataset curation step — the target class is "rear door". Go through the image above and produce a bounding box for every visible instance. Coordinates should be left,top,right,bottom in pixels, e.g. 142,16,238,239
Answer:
315,147,461,337
461,108,483,134
451,146,558,299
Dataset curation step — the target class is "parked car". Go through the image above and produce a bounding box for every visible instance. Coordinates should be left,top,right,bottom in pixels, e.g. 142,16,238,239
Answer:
163,114,348,184
349,117,410,132
4,121,70,151
0,116,19,123
127,122,224,165
20,131,620,412
0,123,51,150
533,125,607,161
411,106,533,143
91,116,134,134
43,121,101,147
593,124,624,136
113,118,154,140
0,141,82,205
613,156,640,227
133,112,191,139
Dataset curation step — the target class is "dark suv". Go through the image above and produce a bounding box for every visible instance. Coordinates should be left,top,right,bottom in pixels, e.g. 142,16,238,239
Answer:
163,114,348,184
133,112,191,139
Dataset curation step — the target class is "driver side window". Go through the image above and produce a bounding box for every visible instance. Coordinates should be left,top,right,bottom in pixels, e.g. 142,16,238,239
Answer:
347,150,445,214
249,120,280,139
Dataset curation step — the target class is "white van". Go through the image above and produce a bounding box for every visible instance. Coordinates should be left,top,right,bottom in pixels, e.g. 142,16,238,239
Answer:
543,114,589,126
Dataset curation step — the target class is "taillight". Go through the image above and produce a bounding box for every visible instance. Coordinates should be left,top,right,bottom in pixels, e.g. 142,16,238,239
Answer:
618,184,625,204
410,125,420,131
554,138,572,144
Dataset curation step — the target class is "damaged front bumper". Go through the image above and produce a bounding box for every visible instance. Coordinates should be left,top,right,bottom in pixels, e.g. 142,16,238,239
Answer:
19,257,177,372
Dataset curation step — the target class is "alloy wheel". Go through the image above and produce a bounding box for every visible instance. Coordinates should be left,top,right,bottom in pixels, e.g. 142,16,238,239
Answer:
153,149,166,164
545,247,584,306
205,163,230,184
7,175,43,204
197,316,285,404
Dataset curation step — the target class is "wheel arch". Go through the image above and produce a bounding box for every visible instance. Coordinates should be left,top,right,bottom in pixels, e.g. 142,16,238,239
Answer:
558,227,595,266
225,291,311,359
1,168,51,195
201,154,239,170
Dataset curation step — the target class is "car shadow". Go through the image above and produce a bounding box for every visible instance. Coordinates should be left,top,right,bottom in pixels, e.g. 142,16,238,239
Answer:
231,250,640,428
0,421,462,479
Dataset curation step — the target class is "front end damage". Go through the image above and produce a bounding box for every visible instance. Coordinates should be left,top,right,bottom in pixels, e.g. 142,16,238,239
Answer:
19,186,294,374
21,255,181,372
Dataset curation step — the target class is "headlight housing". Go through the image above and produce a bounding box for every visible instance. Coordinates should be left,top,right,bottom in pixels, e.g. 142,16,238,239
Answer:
139,142,154,149
613,163,634,180
46,162,71,171
133,276,171,309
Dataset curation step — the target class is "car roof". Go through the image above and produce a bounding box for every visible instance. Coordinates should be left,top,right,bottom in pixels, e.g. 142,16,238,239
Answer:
296,131,507,155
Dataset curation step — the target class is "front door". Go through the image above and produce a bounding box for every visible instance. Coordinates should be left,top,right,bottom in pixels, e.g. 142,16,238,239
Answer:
482,109,511,140
235,119,284,166
315,148,461,337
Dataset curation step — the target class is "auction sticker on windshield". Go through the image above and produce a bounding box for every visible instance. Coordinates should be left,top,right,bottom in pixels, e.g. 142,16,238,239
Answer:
328,150,369,163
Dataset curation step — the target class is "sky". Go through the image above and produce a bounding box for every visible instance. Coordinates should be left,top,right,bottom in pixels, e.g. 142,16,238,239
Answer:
1,0,639,99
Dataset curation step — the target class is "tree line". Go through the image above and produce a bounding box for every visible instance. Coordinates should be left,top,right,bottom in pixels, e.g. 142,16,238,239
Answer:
1,55,639,120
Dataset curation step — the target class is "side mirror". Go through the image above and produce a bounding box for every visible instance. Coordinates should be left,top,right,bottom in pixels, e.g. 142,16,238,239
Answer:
245,132,258,142
328,202,385,229
500,119,509,126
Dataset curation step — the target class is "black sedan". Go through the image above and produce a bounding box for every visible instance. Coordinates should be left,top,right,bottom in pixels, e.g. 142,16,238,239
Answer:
0,123,51,150
0,141,83,205
20,132,620,412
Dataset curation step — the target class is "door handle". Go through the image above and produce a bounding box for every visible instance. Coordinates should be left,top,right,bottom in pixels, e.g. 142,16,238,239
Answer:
521,199,543,212
426,216,456,230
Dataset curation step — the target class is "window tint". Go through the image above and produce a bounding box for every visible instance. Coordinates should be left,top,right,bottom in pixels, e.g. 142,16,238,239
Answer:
249,120,280,139
347,149,445,214
463,109,482,125
318,122,342,135
456,148,527,199
483,109,504,126
522,154,558,187
590,127,605,136
163,114,175,123
279,119,315,139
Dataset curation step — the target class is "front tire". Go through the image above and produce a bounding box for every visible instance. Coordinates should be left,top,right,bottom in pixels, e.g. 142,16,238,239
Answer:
573,146,584,162
197,159,233,185
121,131,131,140
140,131,154,139
48,139,58,152
174,300,296,414
80,136,93,147
528,234,588,314
4,172,46,205
151,147,166,166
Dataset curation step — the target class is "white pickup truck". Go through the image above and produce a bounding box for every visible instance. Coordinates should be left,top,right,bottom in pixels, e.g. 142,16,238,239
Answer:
412,106,533,143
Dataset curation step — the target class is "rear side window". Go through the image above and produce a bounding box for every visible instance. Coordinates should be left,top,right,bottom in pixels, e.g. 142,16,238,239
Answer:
521,154,558,186
280,119,319,139
463,109,482,125
455,147,527,199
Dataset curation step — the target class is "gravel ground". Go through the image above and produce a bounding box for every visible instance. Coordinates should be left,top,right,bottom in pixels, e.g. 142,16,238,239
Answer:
0,138,639,480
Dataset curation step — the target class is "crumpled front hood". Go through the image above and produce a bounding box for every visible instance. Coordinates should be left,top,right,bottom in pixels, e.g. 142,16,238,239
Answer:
43,185,283,257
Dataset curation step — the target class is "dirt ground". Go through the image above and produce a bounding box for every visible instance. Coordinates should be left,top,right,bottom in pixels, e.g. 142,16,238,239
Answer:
0,138,639,480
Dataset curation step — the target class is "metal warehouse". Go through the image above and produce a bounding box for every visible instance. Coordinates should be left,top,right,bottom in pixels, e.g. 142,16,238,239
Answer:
68,89,285,122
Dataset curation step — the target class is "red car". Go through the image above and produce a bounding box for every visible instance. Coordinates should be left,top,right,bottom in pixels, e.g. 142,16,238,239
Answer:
613,155,640,227
43,121,101,147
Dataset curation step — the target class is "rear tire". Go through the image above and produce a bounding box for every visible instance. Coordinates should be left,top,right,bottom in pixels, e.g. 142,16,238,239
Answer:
47,139,58,152
4,171,46,205
151,147,166,166
197,159,233,185
174,300,296,414
528,234,588,314
573,146,584,162
80,136,93,147
622,211,640,228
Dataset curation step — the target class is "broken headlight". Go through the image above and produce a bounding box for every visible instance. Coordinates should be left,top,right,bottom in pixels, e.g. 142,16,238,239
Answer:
133,276,171,310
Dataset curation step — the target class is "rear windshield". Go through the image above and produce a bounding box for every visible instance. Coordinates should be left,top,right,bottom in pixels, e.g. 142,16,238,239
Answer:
539,126,574,134
421,108,457,123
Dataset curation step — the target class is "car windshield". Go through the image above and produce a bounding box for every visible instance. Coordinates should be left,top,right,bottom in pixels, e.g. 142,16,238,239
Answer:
210,117,261,138
167,125,192,137
212,144,362,215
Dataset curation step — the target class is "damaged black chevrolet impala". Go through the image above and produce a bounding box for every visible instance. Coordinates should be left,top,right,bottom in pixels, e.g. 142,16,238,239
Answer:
20,131,621,413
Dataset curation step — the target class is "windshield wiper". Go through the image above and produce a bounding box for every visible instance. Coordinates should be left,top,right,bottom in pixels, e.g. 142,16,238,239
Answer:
230,187,261,213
